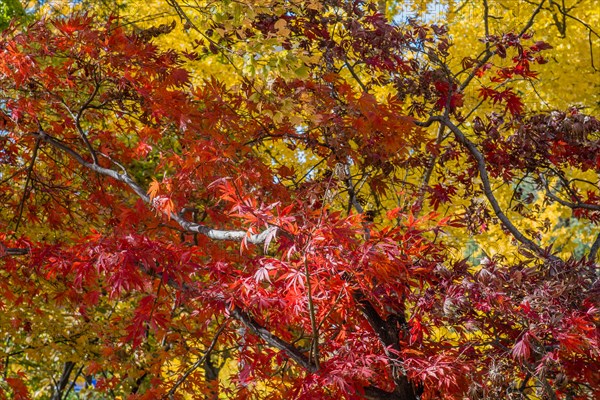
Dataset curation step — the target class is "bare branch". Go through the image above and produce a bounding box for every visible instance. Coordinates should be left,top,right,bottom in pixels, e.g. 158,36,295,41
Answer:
414,115,444,128
33,79,99,164
303,255,320,369
415,123,446,215
344,58,368,92
353,292,419,400
63,365,84,400
343,164,365,215
483,0,491,50
73,81,101,164
363,385,414,400
458,51,495,93
3,247,400,399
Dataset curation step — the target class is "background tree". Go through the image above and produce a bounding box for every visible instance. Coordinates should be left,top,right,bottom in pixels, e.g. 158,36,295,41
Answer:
0,1,598,399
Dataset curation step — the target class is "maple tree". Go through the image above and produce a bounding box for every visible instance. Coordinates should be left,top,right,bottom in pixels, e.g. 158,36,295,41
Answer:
0,1,599,399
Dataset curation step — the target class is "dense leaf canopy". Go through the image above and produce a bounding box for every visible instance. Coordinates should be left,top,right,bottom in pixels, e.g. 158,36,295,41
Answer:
0,1,598,399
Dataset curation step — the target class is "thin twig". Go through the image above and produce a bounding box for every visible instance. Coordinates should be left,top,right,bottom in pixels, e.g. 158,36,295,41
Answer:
12,137,41,234
519,0,547,37
542,176,600,211
303,255,320,369
164,321,229,399
588,233,600,263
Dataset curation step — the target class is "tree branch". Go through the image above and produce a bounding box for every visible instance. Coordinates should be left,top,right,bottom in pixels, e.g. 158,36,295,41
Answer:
16,131,419,399
362,385,415,400
12,137,41,233
439,117,560,262
458,52,495,93
483,0,491,51
541,176,600,211
230,307,318,373
73,81,101,164
353,292,420,400
415,123,446,215
33,130,276,245
454,0,546,95
519,0,547,37
344,58,368,92
164,321,229,399
63,365,84,400
0,247,30,257
338,164,420,398
588,233,600,263
303,255,320,369
51,361,75,400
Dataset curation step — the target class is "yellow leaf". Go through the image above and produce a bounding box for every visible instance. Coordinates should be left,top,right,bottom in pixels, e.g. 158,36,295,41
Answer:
274,18,290,37
294,65,310,79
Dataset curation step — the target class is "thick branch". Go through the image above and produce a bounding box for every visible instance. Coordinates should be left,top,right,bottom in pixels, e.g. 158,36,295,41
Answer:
483,0,491,51
9,134,414,399
139,271,320,379
340,165,418,398
354,293,403,351
33,130,275,244
51,361,75,400
439,117,559,261
353,293,419,400
230,307,318,373
63,365,84,400
362,385,412,400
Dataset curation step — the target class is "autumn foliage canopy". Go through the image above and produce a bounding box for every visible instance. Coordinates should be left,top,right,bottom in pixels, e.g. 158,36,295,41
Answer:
0,1,598,399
